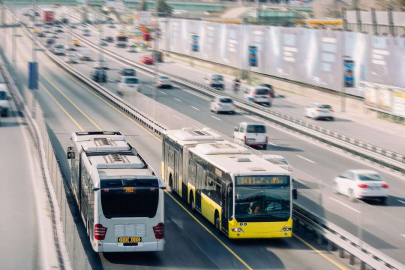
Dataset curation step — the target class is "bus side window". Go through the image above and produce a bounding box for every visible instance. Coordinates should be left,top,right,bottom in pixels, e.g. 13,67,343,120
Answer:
188,160,196,185
214,179,222,205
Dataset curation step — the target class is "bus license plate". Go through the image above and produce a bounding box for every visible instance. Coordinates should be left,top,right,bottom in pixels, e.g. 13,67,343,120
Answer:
118,237,142,243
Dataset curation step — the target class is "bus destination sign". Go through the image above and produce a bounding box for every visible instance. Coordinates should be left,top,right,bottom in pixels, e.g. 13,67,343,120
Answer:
236,176,289,186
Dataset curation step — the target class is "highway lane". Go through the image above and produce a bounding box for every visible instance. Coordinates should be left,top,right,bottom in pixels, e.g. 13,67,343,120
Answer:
62,10,405,156
15,10,405,262
5,8,350,270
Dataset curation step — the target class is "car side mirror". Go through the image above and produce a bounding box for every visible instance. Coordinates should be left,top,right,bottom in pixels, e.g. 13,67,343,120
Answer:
66,146,75,160
293,188,298,200
339,175,346,179
234,127,238,132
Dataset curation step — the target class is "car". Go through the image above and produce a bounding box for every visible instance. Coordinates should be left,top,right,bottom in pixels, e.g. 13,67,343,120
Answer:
32,28,40,34
66,44,76,51
61,18,69,24
156,75,172,88
128,44,137,53
305,103,334,121
38,32,46,38
55,29,64,33
244,86,272,107
262,155,293,174
333,170,389,203
119,68,136,77
105,36,114,43
99,41,108,46
109,24,116,28
52,44,65,55
140,56,154,65
78,48,91,61
43,30,52,34
118,76,141,94
46,38,55,47
52,34,59,39
71,40,81,46
94,59,109,70
0,84,12,117
70,25,77,29
256,83,276,98
233,122,268,149
152,51,163,63
83,29,91,36
91,68,107,83
205,74,224,90
65,54,78,64
23,12,30,16
210,96,235,114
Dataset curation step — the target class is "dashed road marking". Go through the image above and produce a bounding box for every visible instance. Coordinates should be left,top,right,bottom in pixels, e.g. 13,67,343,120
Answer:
174,98,182,102
191,106,200,111
297,155,315,163
159,91,166,95
329,197,361,214
211,116,221,121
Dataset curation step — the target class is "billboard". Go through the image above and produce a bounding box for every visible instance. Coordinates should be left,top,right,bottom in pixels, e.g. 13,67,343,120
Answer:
248,46,258,67
344,59,355,87
192,35,199,52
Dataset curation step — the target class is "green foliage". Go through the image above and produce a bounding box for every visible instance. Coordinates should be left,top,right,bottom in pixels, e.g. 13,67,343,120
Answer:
156,0,172,17
138,0,147,11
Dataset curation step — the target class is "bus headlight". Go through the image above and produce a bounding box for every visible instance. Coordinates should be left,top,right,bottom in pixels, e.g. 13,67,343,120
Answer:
281,227,292,232
231,228,244,233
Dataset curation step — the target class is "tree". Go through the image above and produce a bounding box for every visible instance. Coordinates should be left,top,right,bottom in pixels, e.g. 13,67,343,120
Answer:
349,0,360,10
156,0,172,17
138,0,147,11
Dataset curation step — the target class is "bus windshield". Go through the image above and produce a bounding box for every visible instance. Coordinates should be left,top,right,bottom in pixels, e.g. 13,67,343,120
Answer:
101,179,159,219
235,176,290,222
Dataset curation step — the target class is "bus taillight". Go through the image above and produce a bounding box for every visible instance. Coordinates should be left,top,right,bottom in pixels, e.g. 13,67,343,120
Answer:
153,223,165,239
94,224,107,240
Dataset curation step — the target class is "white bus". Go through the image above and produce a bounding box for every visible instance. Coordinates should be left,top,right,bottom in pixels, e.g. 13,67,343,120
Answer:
162,128,297,239
67,131,165,252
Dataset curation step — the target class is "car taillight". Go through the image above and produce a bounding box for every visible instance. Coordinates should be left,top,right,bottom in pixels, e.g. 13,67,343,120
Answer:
94,224,107,240
252,93,257,98
217,102,222,106
153,223,165,239
316,109,322,112
244,136,247,142
330,109,334,112
357,184,369,188
381,184,389,189
158,80,162,83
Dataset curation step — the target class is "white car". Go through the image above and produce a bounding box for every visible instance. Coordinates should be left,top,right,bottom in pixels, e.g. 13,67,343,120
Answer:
128,44,137,53
117,76,141,94
233,122,268,149
65,54,78,64
53,44,65,55
0,84,11,117
94,59,108,70
210,96,235,114
204,74,224,90
244,86,272,107
333,170,389,203
305,103,334,121
156,75,172,88
262,155,293,174
78,48,91,61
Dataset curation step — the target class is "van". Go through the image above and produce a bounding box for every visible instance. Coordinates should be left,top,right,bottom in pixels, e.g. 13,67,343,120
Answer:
233,122,268,149
244,86,272,107
0,84,12,117
79,48,91,61
204,74,224,90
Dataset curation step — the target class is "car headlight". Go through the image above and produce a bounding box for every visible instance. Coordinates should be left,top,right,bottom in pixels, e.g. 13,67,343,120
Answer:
231,228,244,233
281,227,292,232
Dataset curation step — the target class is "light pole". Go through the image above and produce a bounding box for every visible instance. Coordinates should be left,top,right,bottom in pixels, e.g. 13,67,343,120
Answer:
12,0,17,78
340,5,347,113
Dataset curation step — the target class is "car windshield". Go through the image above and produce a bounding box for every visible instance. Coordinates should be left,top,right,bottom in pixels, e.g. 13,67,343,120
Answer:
255,88,269,95
123,69,135,76
358,173,382,181
267,158,288,165
235,176,291,222
259,84,272,89
0,92,7,100
159,76,169,80
125,78,139,84
246,125,266,133
212,75,223,81
219,98,233,103
318,104,332,109
55,45,64,49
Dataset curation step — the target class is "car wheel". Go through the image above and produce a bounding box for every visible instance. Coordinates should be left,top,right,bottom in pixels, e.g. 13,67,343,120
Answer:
348,189,356,202
263,144,267,150
333,181,339,194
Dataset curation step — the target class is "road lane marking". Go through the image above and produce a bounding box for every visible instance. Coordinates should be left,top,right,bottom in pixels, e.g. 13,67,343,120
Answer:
42,76,102,131
329,197,361,213
164,191,253,270
147,85,153,88
297,155,315,163
401,234,405,238
174,98,182,102
398,200,405,205
172,114,182,120
267,142,277,146
191,106,200,111
159,91,166,95
294,235,349,270
211,116,221,121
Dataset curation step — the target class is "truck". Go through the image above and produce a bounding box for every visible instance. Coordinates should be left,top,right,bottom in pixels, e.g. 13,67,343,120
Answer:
43,10,55,24
116,34,128,48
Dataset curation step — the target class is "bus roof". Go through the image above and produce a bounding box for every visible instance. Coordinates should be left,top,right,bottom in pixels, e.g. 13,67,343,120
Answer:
164,127,223,146
71,131,129,151
190,142,289,176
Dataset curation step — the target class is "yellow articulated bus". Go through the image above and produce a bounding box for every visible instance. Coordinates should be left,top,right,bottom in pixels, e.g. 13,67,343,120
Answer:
162,128,297,239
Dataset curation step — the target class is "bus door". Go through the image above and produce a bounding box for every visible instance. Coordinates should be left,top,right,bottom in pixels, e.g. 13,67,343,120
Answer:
221,181,230,234
174,150,179,192
196,164,204,212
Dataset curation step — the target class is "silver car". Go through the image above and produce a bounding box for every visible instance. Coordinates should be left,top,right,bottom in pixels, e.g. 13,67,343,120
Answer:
210,96,235,114
156,75,172,88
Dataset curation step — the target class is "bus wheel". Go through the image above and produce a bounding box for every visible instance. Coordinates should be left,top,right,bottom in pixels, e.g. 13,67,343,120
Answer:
169,175,173,192
215,212,220,231
190,193,195,212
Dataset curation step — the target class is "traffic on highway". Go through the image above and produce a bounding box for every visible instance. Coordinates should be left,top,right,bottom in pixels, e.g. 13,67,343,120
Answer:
1,2,404,270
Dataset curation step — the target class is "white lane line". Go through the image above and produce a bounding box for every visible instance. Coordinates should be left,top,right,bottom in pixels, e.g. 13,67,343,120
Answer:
174,98,182,102
147,85,153,88
401,234,405,238
211,116,221,121
267,142,277,146
297,155,315,163
329,197,361,214
173,115,182,120
191,106,200,111
159,91,167,95
398,200,405,205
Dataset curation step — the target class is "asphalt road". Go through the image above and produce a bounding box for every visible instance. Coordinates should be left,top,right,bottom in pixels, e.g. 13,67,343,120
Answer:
3,7,355,270
14,7,405,264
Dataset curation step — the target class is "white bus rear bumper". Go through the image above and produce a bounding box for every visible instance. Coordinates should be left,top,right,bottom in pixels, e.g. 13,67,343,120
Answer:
98,240,164,252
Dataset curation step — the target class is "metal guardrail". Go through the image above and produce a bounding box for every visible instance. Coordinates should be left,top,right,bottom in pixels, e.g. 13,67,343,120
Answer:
60,22,405,175
17,13,405,270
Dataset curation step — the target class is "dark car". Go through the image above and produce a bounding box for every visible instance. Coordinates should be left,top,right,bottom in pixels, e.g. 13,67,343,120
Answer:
119,68,136,77
105,36,114,43
152,51,163,63
46,38,55,47
257,83,276,98
71,25,77,29
99,41,108,46
38,32,45,38
61,18,69,24
91,69,107,83
56,29,64,33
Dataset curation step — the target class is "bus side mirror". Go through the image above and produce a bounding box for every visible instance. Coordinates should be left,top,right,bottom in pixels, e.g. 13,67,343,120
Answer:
293,188,298,200
67,146,75,160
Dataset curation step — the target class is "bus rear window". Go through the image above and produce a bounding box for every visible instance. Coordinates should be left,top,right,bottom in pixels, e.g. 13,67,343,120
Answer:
101,182,159,218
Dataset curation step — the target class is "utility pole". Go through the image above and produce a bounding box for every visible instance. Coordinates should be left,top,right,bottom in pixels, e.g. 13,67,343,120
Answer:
31,0,39,119
340,5,347,113
12,0,16,78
